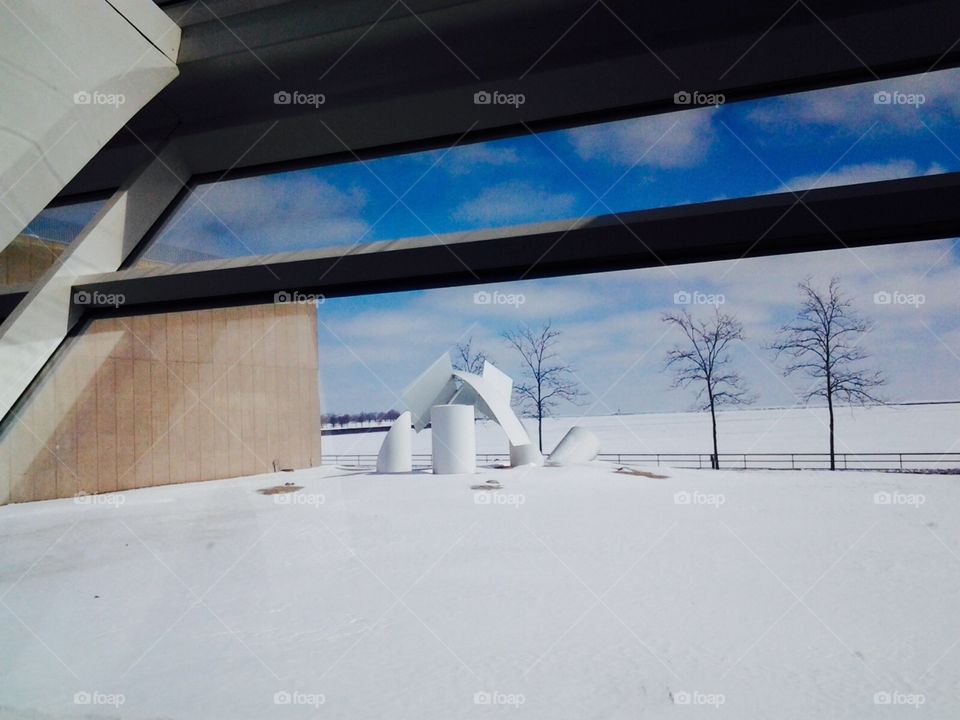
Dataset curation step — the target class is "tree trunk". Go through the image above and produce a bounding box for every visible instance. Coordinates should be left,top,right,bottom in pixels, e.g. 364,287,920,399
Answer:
827,389,835,471
709,394,719,470
537,409,543,452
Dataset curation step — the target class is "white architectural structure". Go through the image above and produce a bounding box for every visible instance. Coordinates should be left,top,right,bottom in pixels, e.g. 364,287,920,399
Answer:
388,353,541,473
0,0,180,253
0,143,190,421
376,411,413,473
547,427,601,465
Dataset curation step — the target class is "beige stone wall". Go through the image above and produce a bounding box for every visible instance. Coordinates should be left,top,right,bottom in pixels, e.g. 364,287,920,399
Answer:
0,302,321,504
0,235,67,286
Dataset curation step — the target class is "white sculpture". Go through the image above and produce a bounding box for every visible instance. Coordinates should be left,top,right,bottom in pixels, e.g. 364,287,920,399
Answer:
547,427,600,465
376,410,413,473
431,404,476,474
387,353,541,473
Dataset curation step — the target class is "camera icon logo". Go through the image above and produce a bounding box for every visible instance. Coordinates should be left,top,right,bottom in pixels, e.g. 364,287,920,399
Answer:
473,492,492,505
474,90,491,105
673,290,692,305
473,290,492,305
874,91,892,105
274,691,292,705
674,691,692,705
873,290,892,305
874,691,892,705
673,90,691,105
73,691,92,705
73,91,92,105
474,691,492,704
274,291,291,303
73,290,91,305
674,491,692,505
274,91,292,105
873,491,892,505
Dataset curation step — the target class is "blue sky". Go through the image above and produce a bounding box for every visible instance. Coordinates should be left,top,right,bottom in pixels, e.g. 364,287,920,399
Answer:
131,70,960,413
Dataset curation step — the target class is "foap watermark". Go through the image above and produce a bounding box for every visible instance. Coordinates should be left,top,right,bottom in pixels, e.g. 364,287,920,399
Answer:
673,90,725,107
275,290,325,306
74,290,125,308
74,691,125,708
672,690,726,708
74,90,125,108
874,491,925,508
273,690,326,708
274,492,325,508
674,490,726,508
873,90,925,108
474,492,525,508
474,290,525,308
473,690,526,708
473,90,525,108
874,690,925,708
74,490,125,508
673,290,725,307
873,290,925,308
273,90,325,108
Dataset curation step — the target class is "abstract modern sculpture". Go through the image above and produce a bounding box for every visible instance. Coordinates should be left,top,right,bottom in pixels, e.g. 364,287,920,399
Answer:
376,410,413,473
378,353,541,474
546,427,600,465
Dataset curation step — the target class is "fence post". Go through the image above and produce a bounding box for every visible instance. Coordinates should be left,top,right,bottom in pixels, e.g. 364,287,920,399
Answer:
899,453,903,470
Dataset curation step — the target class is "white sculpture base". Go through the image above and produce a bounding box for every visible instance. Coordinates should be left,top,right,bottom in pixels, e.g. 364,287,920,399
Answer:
376,411,412,473
431,404,476,474
510,442,543,467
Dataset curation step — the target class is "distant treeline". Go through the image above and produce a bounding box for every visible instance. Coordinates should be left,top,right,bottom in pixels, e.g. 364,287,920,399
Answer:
321,410,401,427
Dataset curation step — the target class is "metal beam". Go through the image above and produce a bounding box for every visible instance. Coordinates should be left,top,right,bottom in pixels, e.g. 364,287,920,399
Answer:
72,172,960,313
60,0,960,198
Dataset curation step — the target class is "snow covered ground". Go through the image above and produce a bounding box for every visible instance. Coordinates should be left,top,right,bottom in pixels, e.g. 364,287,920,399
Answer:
323,403,960,463
2,461,959,718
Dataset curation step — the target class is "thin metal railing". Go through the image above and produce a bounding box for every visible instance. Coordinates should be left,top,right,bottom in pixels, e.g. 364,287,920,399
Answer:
319,452,960,471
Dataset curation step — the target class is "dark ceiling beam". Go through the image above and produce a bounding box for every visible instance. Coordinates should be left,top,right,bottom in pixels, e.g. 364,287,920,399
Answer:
72,172,960,314
60,0,960,198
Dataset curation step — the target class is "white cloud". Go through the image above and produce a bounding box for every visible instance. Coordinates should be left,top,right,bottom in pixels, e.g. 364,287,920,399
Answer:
453,181,577,224
154,173,370,257
439,143,520,175
318,239,960,414
747,68,960,133
565,109,717,168
780,159,945,192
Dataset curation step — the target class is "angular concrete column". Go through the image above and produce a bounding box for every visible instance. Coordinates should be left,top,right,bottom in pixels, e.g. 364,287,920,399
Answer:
0,141,190,423
0,0,180,252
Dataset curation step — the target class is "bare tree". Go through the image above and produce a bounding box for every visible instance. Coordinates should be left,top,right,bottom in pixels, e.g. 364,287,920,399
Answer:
502,321,584,451
453,337,493,375
770,277,884,470
663,309,753,469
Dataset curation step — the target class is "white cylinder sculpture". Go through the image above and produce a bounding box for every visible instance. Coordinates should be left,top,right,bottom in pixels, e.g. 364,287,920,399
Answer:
510,442,543,467
547,426,600,465
431,404,476,474
376,411,413,473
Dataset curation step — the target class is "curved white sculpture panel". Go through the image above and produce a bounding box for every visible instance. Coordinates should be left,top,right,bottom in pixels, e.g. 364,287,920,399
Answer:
376,411,412,473
547,427,600,465
431,404,476,474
